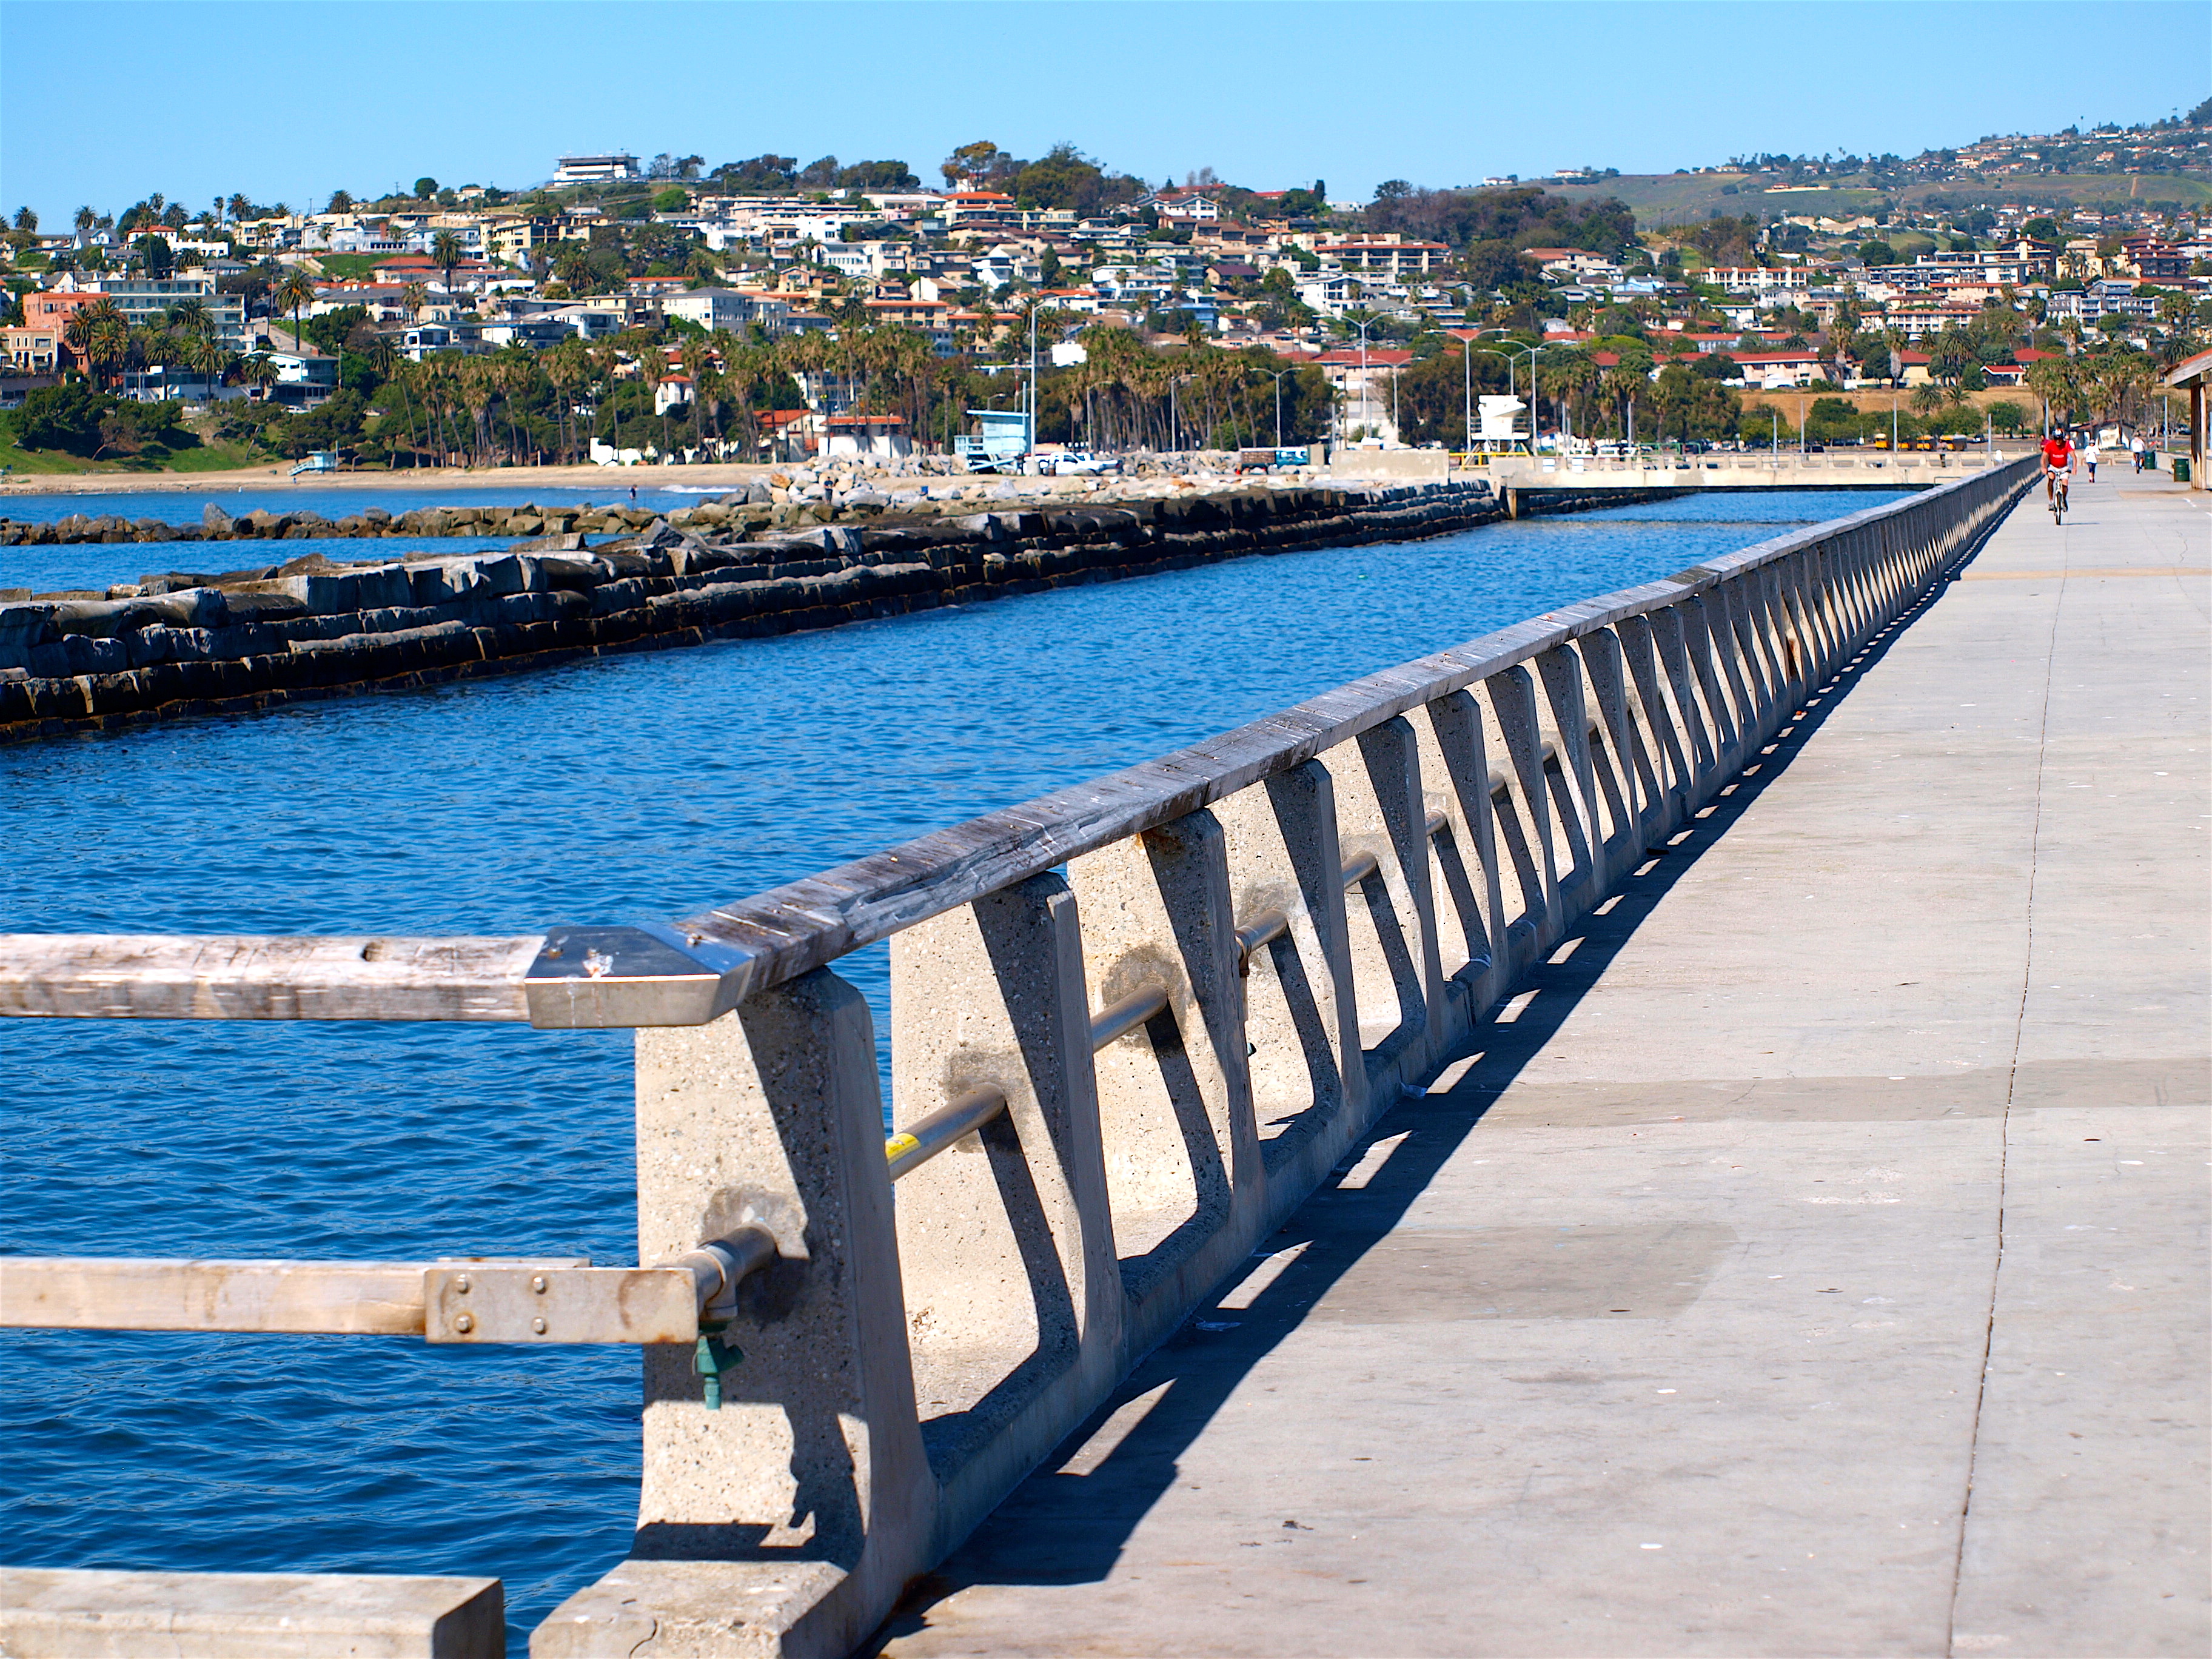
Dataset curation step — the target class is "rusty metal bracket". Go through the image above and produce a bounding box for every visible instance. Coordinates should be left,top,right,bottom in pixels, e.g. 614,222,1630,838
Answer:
421,1262,702,1345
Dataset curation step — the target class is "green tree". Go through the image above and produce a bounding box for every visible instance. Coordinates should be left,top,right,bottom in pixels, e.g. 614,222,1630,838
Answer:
1857,240,1898,267
64,299,129,388
414,177,438,199
271,268,317,356
132,233,175,278
430,230,465,301
16,382,113,451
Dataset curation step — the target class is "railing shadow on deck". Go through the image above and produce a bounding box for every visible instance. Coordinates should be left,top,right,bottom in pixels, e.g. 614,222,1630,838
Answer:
859,537,1989,1639
0,463,2031,1659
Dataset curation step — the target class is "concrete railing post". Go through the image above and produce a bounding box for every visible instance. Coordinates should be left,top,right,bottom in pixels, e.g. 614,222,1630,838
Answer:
1576,626,1665,863
1213,763,1369,1197
1415,691,1512,1002
1534,645,1603,897
888,874,1121,1548
1065,810,1259,1351
6,460,2049,1658
1483,666,1564,950
1326,716,1449,1091
1610,616,1692,836
537,970,932,1659
1649,605,1718,782
1685,592,1751,776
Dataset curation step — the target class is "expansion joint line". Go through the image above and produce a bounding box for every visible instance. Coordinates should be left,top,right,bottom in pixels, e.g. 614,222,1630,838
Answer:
1944,514,2063,1658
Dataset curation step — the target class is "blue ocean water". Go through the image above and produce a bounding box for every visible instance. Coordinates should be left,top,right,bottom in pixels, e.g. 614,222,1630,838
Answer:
0,491,1904,1649
4,535,534,596
0,481,730,595
0,480,731,528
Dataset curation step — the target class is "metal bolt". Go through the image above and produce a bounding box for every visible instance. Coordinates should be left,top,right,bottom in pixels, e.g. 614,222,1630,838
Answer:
454,1313,475,1333
531,1316,547,1335
454,1275,471,1293
531,1275,548,1294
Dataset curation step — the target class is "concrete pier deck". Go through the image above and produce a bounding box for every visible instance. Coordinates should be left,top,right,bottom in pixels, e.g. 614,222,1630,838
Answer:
873,475,2209,1657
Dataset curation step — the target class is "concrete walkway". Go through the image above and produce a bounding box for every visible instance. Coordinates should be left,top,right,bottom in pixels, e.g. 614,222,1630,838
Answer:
873,474,2209,1657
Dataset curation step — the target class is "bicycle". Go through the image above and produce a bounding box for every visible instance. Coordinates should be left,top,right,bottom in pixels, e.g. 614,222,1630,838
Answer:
2046,468,2070,524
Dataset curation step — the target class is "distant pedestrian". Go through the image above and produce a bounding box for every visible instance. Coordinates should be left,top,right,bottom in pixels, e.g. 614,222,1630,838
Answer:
2132,434,2147,472
628,484,637,504
2083,438,2099,482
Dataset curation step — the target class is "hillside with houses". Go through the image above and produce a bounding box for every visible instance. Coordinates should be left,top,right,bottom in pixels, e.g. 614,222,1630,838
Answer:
3,112,2208,474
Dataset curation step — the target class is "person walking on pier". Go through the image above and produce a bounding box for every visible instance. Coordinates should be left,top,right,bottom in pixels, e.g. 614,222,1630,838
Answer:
2132,432,2148,472
2083,434,2100,483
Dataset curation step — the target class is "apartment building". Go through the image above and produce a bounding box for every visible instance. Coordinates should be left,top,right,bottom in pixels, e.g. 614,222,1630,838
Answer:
3,325,62,373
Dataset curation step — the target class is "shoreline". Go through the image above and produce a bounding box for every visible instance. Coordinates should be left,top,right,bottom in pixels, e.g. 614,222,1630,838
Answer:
2,481,1526,742
0,462,786,498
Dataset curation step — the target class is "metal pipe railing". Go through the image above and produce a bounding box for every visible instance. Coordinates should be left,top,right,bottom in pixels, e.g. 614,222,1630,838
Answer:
0,463,2034,1033
1088,982,1171,1050
0,456,2039,1654
884,1086,1010,1181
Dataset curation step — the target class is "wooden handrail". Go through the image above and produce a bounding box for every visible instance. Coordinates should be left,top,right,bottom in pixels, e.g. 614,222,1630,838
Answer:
0,462,2036,1029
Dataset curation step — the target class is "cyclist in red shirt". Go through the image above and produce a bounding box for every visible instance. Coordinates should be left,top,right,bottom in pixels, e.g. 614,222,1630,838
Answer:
2040,430,2073,501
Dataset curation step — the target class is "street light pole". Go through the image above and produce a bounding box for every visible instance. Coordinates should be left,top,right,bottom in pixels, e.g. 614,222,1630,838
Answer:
1264,367,1293,448
1471,341,1539,453
1461,330,1472,454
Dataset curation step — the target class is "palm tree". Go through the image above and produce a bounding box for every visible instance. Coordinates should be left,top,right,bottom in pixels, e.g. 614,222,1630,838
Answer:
402,281,429,321
380,354,425,464
241,352,283,401
164,296,212,337
544,337,588,464
1600,362,1646,443
552,243,594,295
500,354,539,462
431,230,465,304
184,332,230,402
1541,349,1599,444
271,268,317,357
458,358,498,464
2086,354,2154,427
2025,357,2080,430
64,300,129,388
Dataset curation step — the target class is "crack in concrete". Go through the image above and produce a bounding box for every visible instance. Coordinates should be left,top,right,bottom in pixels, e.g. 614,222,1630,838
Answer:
1946,508,2065,1659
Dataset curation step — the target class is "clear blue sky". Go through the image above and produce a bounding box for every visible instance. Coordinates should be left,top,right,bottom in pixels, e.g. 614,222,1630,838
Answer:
2,1,2204,224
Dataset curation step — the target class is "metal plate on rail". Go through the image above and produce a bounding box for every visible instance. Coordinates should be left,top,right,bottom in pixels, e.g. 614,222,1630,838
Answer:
1,1256,699,1344
521,925,754,1028
422,1264,700,1344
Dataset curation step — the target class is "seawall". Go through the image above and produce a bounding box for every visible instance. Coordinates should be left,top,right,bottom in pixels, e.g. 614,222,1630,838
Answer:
1,480,1522,743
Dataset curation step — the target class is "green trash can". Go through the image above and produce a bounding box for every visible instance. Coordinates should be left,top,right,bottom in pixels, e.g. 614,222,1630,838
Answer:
2174,458,2192,484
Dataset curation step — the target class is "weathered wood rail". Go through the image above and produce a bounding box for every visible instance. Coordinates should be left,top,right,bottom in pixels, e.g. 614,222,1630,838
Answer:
0,456,2036,1658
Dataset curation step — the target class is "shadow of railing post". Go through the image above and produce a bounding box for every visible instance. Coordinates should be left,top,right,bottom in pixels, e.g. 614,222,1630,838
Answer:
0,456,2039,1659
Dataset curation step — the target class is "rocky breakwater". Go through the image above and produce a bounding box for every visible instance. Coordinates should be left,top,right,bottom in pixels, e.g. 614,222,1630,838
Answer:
0,478,1498,742
0,500,686,552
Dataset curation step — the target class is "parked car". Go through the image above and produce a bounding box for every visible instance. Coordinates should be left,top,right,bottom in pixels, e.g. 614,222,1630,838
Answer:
1034,450,1121,476
1235,446,1313,473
